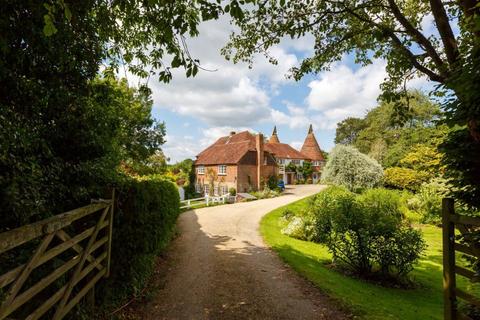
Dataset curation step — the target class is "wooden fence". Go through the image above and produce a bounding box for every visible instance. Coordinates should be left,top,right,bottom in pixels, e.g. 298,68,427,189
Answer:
0,192,114,320
180,194,231,210
443,198,480,320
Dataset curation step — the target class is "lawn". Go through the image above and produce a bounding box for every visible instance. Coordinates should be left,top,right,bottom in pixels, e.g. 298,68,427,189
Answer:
260,195,476,320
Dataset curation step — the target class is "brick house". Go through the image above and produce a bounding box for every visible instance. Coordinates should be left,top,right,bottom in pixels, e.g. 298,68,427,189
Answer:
194,126,325,195
194,131,277,194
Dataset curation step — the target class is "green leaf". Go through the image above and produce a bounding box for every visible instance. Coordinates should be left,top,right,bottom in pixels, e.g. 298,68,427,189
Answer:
43,14,57,36
64,4,72,21
171,56,182,68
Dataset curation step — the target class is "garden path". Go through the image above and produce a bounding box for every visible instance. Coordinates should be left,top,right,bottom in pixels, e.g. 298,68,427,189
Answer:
135,184,349,319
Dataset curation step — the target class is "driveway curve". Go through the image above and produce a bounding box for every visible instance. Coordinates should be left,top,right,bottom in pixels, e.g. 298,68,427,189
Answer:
139,185,348,320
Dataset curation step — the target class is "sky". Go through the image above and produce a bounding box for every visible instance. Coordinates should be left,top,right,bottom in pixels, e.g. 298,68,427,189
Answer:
127,15,436,163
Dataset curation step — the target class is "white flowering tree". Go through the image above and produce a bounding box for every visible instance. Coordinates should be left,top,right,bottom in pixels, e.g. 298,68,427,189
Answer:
322,145,383,191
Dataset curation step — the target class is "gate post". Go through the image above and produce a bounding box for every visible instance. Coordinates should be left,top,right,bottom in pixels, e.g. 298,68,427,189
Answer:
442,198,456,320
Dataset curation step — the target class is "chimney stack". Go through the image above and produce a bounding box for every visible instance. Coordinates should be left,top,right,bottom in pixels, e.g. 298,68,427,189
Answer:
256,133,264,190
230,131,236,136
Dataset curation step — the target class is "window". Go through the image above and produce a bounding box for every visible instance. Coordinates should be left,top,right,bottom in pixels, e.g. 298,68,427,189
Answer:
221,185,228,195
218,165,227,175
197,166,205,174
277,158,285,165
292,159,301,165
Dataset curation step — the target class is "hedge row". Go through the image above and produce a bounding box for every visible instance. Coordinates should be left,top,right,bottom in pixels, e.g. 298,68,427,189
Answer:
96,176,180,312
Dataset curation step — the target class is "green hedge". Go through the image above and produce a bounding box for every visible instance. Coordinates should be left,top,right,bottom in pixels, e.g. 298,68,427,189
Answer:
96,176,180,310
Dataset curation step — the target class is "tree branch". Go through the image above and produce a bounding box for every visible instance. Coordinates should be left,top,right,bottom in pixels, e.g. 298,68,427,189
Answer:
429,0,459,65
387,29,445,82
387,0,446,74
343,4,445,83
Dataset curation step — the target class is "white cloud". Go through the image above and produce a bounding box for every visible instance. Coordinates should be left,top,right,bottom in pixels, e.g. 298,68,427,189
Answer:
271,101,312,129
306,59,387,129
290,141,303,150
145,16,300,128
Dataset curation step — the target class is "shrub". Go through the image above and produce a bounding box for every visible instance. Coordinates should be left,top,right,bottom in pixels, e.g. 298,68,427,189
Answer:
281,217,308,239
384,167,430,191
251,186,281,199
412,179,449,224
281,208,317,241
309,187,425,279
373,226,426,277
267,175,277,190
229,187,237,196
321,145,383,192
97,176,180,309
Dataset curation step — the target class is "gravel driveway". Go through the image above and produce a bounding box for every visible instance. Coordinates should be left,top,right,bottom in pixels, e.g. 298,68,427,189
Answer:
138,185,348,320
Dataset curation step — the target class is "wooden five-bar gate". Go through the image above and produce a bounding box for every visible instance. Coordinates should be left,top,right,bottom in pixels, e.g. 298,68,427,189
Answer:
0,192,114,320
443,198,480,320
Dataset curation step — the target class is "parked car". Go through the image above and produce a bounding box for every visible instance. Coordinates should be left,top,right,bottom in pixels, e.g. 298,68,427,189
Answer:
277,180,285,191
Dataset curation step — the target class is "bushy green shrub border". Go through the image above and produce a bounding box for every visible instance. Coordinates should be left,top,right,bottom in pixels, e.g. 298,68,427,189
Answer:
96,176,180,310
283,186,425,281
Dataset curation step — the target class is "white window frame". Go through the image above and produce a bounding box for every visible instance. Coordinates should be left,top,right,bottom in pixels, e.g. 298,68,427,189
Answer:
218,165,227,175
197,166,205,174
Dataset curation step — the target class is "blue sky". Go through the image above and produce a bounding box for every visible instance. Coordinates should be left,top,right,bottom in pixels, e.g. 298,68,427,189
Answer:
136,16,433,163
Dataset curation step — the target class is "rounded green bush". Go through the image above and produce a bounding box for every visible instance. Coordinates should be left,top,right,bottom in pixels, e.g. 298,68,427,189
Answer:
307,186,425,279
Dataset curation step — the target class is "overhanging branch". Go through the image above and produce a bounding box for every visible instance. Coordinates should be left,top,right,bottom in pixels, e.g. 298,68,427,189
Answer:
387,0,446,74
429,0,459,65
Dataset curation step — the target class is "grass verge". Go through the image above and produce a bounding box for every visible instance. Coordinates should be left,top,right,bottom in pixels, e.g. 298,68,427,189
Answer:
260,195,474,320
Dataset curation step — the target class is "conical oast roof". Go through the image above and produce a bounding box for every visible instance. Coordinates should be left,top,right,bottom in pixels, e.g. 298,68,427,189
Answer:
300,124,324,161
268,126,280,144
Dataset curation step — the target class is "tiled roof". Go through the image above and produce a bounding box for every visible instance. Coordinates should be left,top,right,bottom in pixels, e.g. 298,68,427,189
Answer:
268,126,280,144
264,142,306,160
300,125,325,161
195,131,257,165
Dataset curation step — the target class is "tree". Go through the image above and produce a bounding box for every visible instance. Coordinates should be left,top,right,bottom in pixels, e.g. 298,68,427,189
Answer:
0,0,223,228
321,145,383,192
223,0,480,207
335,117,366,145
335,92,445,168
0,76,164,230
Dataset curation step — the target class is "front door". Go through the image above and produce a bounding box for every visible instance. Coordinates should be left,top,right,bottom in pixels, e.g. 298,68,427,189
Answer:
286,173,294,185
